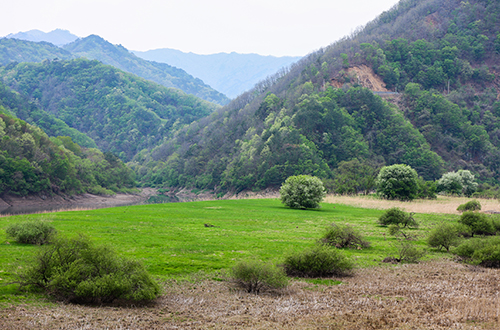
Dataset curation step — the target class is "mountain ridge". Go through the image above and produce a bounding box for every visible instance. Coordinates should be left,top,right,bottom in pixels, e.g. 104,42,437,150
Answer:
133,48,301,98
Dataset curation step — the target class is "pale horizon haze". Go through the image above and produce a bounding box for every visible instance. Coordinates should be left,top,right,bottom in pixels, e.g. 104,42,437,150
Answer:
2,0,400,57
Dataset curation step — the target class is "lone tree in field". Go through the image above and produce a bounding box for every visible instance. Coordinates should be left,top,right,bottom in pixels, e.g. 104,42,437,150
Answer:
280,175,326,209
376,164,419,201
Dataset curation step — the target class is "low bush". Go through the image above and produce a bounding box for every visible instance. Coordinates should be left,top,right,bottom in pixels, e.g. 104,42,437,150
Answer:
279,175,326,209
320,224,370,249
283,245,354,277
230,260,288,294
18,235,160,304
391,240,426,263
6,219,56,245
388,224,417,240
427,223,462,252
378,208,418,228
454,237,500,268
458,211,495,236
457,200,481,212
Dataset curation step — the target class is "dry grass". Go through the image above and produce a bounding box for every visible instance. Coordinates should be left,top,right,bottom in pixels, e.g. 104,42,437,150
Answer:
325,195,500,215
1,259,499,329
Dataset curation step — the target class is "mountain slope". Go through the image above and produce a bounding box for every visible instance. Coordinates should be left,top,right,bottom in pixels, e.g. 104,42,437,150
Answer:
0,110,134,197
0,38,74,65
4,29,78,46
0,58,219,161
131,0,500,193
64,35,230,105
133,48,301,99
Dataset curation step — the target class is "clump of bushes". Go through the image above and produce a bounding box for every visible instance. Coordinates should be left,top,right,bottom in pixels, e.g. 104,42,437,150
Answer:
387,240,425,263
458,211,495,236
378,208,418,228
230,260,288,294
18,235,160,303
6,219,56,245
279,175,326,209
283,245,354,277
320,224,370,249
454,237,500,268
457,200,481,212
427,223,464,252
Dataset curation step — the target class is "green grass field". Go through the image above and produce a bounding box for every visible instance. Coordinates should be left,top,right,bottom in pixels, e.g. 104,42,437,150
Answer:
0,198,458,305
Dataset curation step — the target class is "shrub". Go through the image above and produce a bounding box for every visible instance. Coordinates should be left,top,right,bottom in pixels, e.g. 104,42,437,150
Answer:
391,240,426,263
427,223,462,252
378,208,418,228
458,211,495,236
6,219,56,245
454,237,500,267
457,200,481,212
18,235,160,303
376,164,419,201
320,224,370,249
283,245,354,277
279,175,326,209
230,260,288,294
437,170,478,197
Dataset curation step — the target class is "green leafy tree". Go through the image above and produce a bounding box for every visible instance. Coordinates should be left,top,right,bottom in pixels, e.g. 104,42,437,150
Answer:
437,170,477,197
376,164,419,201
279,175,326,209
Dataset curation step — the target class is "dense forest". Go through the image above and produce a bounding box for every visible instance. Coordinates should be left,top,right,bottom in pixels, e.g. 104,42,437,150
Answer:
130,0,500,194
0,58,219,161
0,109,135,196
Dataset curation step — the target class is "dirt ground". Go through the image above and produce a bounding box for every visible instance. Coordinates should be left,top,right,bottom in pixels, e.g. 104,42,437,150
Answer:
0,259,498,329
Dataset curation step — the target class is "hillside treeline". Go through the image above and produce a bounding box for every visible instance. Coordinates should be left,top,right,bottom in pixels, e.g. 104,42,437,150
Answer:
130,0,500,193
0,110,134,196
0,58,219,161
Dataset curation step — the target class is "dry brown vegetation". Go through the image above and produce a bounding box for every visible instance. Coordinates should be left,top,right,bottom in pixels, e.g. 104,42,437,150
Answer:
325,195,500,215
1,259,499,329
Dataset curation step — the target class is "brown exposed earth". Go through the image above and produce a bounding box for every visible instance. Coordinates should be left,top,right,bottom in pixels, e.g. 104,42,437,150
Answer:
0,259,498,329
330,65,389,92
0,188,157,214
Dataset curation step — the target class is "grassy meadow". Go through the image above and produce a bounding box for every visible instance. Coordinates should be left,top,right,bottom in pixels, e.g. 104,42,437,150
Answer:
0,199,457,302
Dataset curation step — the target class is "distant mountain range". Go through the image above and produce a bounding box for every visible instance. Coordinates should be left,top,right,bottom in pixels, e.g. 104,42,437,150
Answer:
2,29,302,100
0,35,229,105
133,49,301,99
4,29,78,46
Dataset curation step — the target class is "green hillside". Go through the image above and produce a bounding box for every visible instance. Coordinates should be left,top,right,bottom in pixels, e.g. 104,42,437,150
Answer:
0,110,134,196
64,35,230,105
131,0,500,193
0,38,74,65
0,80,96,148
0,58,219,161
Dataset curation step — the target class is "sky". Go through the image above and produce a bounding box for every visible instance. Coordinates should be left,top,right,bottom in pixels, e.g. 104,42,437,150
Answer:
2,0,400,57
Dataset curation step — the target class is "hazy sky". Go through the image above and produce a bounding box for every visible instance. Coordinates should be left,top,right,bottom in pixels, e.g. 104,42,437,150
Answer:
2,0,400,56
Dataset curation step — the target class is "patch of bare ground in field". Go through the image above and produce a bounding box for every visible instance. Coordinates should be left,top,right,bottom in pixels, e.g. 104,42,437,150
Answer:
325,195,500,215
1,259,498,329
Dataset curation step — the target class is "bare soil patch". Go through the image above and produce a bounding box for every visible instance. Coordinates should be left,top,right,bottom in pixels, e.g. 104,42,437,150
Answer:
1,259,498,329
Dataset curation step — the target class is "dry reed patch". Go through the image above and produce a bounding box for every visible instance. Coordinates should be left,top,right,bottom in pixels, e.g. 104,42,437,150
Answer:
1,259,498,329
325,195,500,214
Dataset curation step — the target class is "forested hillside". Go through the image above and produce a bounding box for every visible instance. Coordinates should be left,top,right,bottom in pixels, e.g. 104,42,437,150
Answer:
64,35,230,105
0,110,135,196
133,48,301,98
0,58,219,160
0,38,74,65
130,0,500,193
0,37,229,105
0,81,96,148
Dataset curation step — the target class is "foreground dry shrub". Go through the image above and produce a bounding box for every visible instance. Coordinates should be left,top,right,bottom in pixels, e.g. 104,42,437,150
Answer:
2,259,499,329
